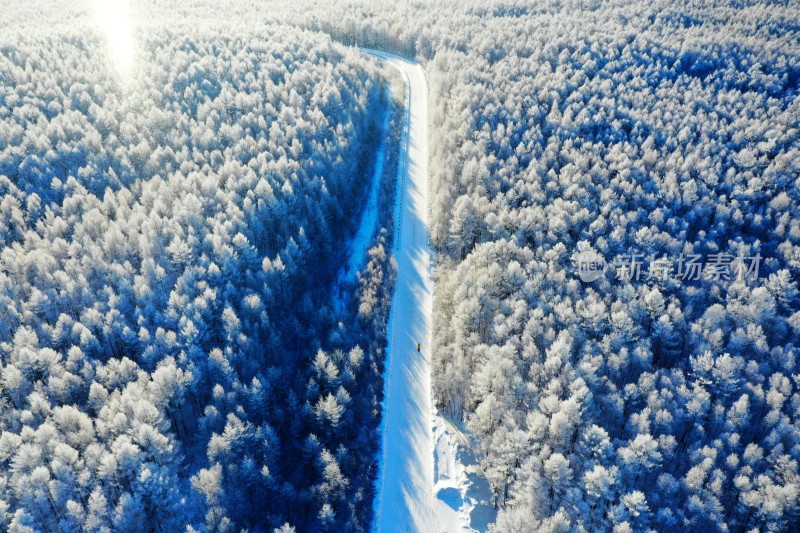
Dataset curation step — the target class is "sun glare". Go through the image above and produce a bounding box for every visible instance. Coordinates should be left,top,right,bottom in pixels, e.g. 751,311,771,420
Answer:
94,0,135,79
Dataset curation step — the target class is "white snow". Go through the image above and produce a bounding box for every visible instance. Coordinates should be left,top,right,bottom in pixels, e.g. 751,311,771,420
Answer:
432,417,498,532
366,50,493,533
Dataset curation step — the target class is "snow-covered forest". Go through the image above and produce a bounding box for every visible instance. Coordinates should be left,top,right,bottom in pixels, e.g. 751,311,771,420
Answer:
2,0,800,532
300,0,800,530
0,4,402,531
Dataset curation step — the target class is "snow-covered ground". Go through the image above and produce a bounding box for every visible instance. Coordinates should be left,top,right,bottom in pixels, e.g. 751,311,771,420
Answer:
366,50,494,533
432,417,498,532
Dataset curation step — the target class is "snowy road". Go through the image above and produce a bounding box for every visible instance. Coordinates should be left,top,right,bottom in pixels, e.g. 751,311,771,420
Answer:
365,51,467,533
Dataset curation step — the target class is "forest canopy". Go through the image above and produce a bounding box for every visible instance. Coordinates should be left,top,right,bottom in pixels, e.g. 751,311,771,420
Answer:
297,0,800,530
1,0,799,531
0,9,399,532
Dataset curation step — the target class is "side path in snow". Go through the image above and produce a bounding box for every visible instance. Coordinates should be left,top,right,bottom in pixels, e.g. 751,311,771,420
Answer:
331,84,392,310
364,50,493,533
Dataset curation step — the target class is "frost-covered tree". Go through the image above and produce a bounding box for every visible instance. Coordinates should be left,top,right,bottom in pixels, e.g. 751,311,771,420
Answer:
0,7,400,531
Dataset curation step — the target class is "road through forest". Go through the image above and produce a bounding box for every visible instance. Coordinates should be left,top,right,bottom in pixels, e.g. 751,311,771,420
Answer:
366,50,466,533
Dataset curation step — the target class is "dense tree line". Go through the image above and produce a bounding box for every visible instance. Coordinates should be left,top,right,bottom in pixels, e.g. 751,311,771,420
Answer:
0,14,401,532
294,0,800,530
4,0,800,531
